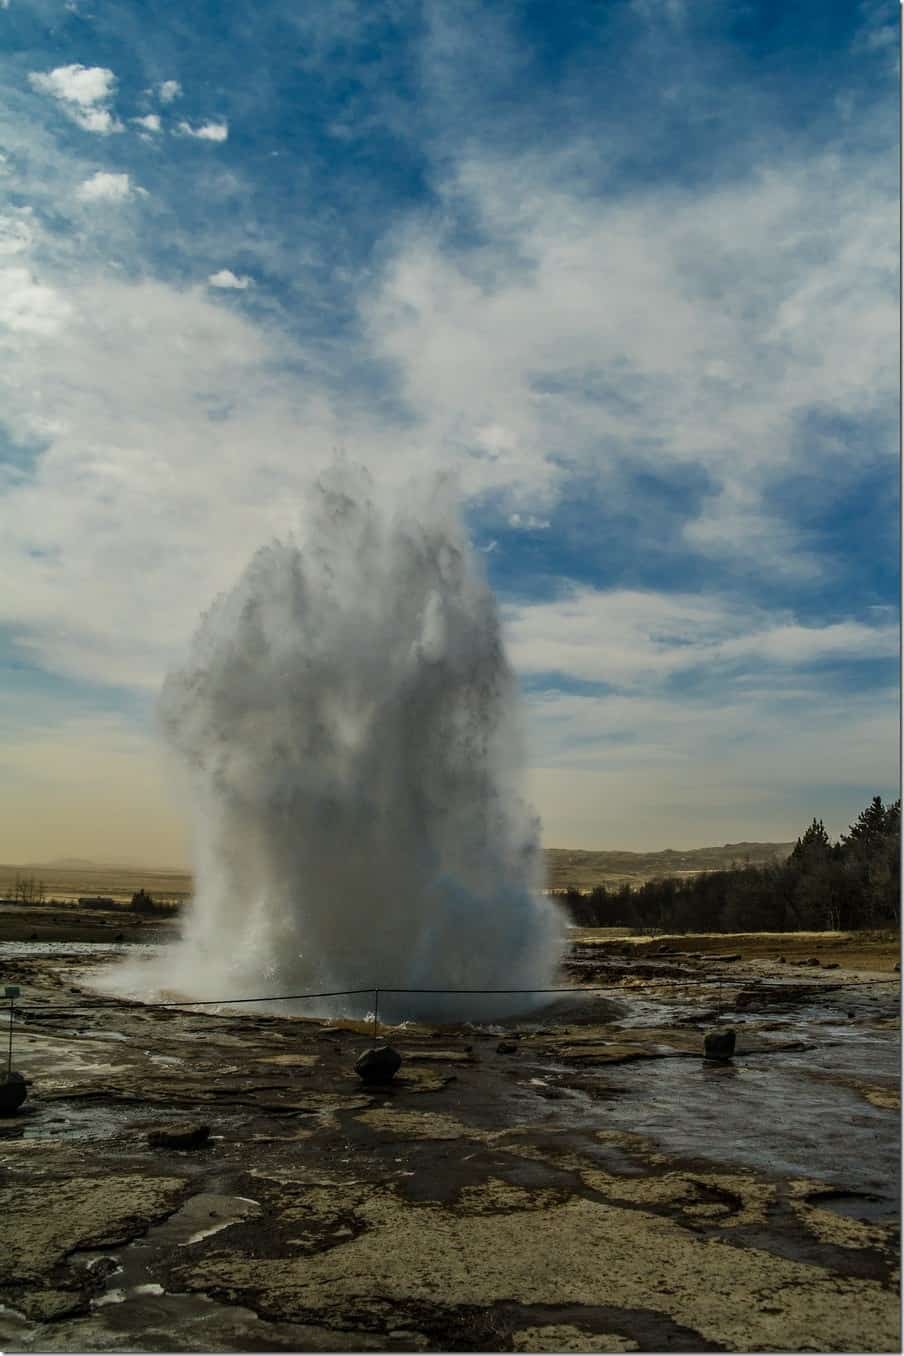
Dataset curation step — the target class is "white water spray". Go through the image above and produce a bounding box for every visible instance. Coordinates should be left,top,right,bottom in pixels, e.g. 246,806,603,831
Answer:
108,465,564,1019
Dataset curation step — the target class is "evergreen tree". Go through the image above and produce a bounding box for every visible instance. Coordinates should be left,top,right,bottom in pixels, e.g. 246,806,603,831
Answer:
790,818,831,864
843,796,889,847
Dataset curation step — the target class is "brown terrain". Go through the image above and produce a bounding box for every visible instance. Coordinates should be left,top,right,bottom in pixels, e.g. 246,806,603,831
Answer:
2,839,796,911
546,843,795,892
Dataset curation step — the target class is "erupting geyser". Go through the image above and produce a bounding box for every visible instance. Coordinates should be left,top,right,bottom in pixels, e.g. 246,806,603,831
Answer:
111,465,564,1019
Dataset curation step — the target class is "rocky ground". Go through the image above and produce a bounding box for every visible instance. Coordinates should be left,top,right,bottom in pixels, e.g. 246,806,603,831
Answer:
0,929,899,1353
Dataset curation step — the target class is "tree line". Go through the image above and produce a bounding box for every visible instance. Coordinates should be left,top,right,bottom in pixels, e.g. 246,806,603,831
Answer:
559,796,900,933
8,875,47,905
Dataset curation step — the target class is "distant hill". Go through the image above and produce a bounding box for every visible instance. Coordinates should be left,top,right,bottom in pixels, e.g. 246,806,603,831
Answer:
30,857,104,869
544,842,795,892
6,842,795,900
25,857,187,872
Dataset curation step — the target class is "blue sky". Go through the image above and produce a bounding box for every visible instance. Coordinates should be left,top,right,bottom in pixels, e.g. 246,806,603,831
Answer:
0,0,898,861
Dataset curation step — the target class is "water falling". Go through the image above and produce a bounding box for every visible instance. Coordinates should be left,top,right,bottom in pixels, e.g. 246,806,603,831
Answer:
107,465,564,1020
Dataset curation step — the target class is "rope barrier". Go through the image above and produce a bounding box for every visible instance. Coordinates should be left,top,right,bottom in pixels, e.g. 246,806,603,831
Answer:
11,972,899,1016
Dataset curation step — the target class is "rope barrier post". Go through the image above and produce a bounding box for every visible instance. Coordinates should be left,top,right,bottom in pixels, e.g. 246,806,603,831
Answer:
373,988,379,1044
5,986,19,1076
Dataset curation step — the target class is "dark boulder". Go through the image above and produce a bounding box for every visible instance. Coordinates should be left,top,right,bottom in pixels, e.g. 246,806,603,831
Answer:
496,1041,518,1054
355,1045,402,1084
0,1072,27,1115
147,1122,211,1149
703,1029,736,1062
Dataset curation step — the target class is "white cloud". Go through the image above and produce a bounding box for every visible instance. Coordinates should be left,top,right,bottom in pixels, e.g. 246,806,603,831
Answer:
0,276,345,688
29,64,123,134
157,80,182,104
0,211,34,256
177,120,228,142
133,113,161,133
0,266,71,335
508,513,549,530
208,269,251,289
525,683,898,849
365,146,896,567
75,171,134,203
504,586,898,689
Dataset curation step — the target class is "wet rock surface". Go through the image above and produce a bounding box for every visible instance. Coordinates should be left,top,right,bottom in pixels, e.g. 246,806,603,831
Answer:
146,1123,211,1150
0,931,898,1352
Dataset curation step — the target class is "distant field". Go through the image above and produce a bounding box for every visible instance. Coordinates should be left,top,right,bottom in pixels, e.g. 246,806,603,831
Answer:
0,863,192,905
545,841,795,892
2,840,795,903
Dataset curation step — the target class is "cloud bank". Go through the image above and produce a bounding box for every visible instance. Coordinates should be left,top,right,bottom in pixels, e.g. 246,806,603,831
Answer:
0,0,897,858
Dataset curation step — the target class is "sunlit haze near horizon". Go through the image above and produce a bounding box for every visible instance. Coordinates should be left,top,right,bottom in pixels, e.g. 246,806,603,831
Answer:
0,0,898,865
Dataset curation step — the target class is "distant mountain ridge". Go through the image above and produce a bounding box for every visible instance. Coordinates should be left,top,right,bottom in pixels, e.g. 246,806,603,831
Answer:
545,842,795,892
10,841,797,897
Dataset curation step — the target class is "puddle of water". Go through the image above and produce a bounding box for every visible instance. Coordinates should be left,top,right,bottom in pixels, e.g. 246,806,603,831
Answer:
0,942,140,958
594,1040,899,1193
92,1289,126,1308
142,1192,261,1249
73,1192,265,1328
806,1189,899,1224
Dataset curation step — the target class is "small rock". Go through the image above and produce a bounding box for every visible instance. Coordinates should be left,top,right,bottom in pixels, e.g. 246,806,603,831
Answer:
355,1045,402,1084
821,962,840,970
894,962,900,973
0,1072,27,1115
496,1041,518,1054
712,953,742,962
805,958,821,966
703,1029,736,1062
147,1122,211,1150
777,956,786,964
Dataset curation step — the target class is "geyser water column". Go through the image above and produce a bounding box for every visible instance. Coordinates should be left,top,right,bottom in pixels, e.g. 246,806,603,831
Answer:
143,465,562,1020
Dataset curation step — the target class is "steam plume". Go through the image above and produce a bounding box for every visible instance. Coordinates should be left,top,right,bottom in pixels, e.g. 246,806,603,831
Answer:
109,465,564,1019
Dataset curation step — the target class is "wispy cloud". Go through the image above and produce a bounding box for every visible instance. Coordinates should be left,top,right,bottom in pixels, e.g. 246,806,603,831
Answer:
366,146,896,573
157,80,181,104
504,586,897,689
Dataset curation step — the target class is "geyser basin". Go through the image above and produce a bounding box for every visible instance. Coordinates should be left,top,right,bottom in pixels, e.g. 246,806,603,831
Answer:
104,465,563,1020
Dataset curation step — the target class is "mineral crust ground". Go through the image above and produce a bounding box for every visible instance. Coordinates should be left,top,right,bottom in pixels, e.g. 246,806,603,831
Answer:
0,927,899,1353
